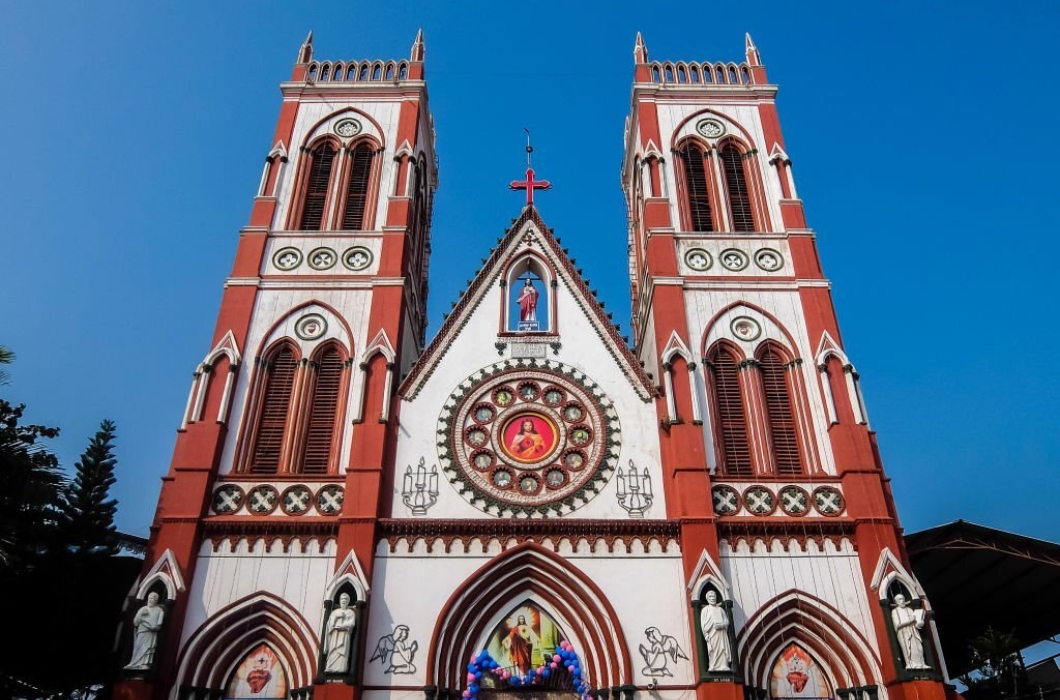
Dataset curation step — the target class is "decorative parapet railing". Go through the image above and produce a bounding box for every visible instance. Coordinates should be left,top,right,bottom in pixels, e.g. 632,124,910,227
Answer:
306,59,411,83
646,60,754,86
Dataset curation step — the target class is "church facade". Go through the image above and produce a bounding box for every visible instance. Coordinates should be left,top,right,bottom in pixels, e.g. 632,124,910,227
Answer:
114,31,959,700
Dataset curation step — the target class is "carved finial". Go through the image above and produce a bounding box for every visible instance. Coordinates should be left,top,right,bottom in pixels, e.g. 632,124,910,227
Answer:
745,32,762,66
297,30,314,64
634,31,649,64
411,28,425,62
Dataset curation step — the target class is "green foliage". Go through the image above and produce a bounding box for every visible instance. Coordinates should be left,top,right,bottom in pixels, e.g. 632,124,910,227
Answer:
959,627,1027,700
0,398,63,570
61,420,120,557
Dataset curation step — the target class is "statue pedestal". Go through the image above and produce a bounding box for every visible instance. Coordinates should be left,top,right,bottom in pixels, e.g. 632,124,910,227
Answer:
698,679,744,700
314,682,359,700
112,679,154,700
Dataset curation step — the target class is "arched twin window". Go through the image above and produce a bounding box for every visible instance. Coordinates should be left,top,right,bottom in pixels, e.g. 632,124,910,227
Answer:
678,139,759,233
244,342,348,475
706,342,804,477
294,138,378,231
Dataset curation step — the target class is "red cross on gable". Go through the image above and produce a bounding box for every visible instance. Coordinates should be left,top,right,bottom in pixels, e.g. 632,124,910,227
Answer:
509,167,551,206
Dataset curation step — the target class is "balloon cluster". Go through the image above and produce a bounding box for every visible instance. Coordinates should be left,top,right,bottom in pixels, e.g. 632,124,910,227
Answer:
462,641,591,700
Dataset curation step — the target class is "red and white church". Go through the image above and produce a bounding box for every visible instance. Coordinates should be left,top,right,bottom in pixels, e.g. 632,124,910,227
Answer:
114,30,961,700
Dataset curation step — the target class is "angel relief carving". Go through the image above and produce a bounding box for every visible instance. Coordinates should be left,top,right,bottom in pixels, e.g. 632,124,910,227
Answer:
370,624,418,674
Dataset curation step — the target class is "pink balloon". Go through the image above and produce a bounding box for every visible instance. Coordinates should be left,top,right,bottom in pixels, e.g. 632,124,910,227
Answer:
567,665,575,673
551,662,559,670
468,674,477,683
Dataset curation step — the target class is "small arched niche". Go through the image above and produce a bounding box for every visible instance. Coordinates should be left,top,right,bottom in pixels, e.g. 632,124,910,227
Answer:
224,643,289,699
505,255,553,333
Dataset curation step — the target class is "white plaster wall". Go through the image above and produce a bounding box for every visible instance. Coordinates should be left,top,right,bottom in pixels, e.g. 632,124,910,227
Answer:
273,99,404,230
390,264,664,519
362,548,694,688
720,539,879,655
217,286,376,475
180,538,338,650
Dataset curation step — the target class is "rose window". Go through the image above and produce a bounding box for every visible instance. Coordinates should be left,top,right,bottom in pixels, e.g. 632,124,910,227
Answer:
438,361,621,516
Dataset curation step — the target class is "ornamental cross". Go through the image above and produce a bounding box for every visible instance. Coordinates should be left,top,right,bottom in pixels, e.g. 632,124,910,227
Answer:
509,128,551,205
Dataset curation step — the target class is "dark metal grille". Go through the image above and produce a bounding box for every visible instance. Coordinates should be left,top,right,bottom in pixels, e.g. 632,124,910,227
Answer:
709,349,752,476
341,143,374,230
298,142,336,230
250,347,297,474
759,348,802,475
302,348,343,474
720,145,755,232
679,145,714,232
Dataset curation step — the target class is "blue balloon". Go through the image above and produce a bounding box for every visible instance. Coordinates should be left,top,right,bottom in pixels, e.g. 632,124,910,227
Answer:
543,669,551,678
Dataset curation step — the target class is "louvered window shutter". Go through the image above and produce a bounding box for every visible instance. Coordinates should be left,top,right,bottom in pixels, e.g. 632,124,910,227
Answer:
710,350,752,476
341,144,374,230
720,145,755,232
759,348,802,475
680,146,714,232
299,142,337,230
302,348,343,474
250,348,297,474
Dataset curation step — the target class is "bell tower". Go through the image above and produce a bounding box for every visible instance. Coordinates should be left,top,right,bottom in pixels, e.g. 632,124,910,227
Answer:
623,33,958,700
115,31,436,700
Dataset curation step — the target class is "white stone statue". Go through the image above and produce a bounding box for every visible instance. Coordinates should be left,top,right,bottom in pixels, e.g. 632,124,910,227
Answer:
324,593,357,673
891,593,929,670
125,592,165,670
699,589,733,672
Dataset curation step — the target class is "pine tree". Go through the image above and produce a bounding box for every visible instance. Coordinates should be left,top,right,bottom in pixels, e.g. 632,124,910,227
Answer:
62,419,119,557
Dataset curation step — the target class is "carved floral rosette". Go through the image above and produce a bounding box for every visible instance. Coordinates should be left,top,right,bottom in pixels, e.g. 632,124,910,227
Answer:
438,360,621,516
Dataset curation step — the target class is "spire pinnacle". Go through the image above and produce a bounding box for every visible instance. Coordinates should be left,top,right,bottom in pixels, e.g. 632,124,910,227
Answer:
745,32,762,66
297,30,314,64
634,32,649,64
411,29,425,62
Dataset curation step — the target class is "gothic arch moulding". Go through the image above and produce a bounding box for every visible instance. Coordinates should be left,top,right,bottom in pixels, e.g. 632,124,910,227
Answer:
427,544,632,691
175,592,317,694
737,590,882,693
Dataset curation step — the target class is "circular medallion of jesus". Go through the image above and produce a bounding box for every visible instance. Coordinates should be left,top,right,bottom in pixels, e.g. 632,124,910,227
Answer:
438,360,621,517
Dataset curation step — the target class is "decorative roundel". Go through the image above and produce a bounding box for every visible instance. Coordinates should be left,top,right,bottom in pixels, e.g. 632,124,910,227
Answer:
730,316,761,342
273,247,302,271
685,248,713,272
754,248,784,272
280,484,313,515
743,485,776,515
719,249,749,271
213,484,245,514
308,247,337,270
295,313,328,340
246,484,279,515
778,485,810,516
438,360,621,517
696,118,726,138
334,118,362,137
712,485,740,515
343,246,373,271
812,486,845,516
316,484,345,515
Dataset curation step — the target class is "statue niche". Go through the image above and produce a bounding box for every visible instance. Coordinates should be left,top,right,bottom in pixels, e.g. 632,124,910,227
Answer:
507,258,550,333
883,582,936,679
692,584,738,679
317,584,363,681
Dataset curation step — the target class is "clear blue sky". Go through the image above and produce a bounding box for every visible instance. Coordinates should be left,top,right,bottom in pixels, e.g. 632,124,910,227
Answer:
2,1,1058,544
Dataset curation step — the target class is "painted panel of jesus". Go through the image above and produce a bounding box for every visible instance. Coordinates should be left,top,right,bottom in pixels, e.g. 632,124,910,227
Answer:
225,643,288,700
486,603,565,676
501,413,558,463
769,644,832,700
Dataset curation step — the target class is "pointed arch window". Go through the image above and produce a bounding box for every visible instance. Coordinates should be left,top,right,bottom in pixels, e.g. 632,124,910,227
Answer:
249,346,298,474
720,143,756,232
298,141,338,230
706,345,752,477
678,142,715,232
758,345,802,475
302,346,344,474
340,142,375,230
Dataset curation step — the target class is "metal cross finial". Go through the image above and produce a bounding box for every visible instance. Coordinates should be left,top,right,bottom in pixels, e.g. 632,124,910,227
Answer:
510,129,551,206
